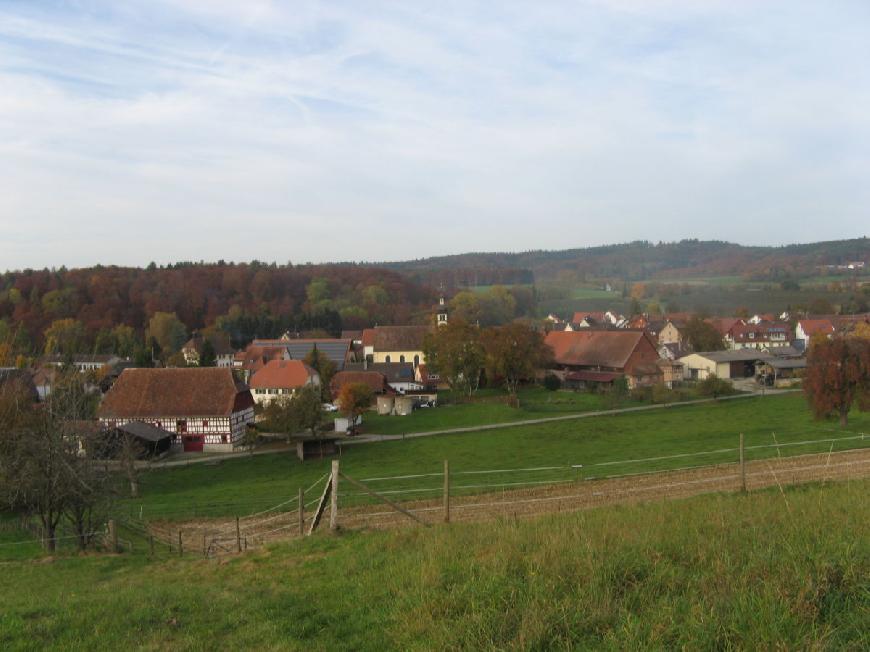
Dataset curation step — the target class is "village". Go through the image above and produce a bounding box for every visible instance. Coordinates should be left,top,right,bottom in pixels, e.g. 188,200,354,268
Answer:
4,292,868,461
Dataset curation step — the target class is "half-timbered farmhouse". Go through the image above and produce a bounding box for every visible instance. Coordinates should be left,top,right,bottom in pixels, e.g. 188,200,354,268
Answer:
97,367,255,453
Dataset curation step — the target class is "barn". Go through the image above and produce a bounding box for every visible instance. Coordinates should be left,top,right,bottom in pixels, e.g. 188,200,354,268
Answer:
97,368,255,453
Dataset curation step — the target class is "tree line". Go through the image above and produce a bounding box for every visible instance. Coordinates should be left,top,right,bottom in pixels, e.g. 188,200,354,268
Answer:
0,262,435,364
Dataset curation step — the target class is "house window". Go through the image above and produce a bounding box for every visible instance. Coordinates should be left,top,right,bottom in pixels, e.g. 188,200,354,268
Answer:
414,355,420,367
177,419,187,434
400,355,405,363
385,355,391,363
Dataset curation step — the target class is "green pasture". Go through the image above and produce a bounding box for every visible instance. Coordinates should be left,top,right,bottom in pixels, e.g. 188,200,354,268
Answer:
0,480,866,650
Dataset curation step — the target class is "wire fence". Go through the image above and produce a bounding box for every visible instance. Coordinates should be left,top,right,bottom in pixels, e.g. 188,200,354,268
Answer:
3,428,868,559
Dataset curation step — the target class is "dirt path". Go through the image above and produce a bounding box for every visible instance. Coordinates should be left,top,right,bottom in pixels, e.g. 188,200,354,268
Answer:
336,448,870,529
150,447,869,554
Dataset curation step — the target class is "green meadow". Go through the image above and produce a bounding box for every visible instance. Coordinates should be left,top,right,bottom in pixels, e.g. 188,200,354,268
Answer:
0,480,866,650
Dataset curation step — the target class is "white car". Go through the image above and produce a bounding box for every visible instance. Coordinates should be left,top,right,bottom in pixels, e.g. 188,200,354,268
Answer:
322,403,339,412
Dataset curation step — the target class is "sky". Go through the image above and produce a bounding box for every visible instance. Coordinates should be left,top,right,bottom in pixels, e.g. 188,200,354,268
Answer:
1,0,869,270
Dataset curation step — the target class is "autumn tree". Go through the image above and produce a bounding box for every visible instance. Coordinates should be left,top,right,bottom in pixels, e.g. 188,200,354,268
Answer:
146,312,187,355
336,382,374,435
804,337,870,427
449,291,482,325
0,371,112,551
422,319,485,397
43,318,86,355
111,325,139,357
291,384,325,438
683,316,724,352
199,339,217,367
484,322,553,405
304,345,337,401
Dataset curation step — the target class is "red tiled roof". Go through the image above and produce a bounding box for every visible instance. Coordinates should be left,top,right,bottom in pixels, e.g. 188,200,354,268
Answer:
249,360,318,390
236,345,288,373
798,319,835,337
361,328,376,348
729,322,789,342
98,368,252,418
330,371,387,396
370,326,430,352
706,317,744,336
545,330,654,369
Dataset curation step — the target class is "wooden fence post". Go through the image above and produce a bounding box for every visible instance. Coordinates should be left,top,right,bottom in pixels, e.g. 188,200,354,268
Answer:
149,535,155,556
298,487,304,536
329,460,339,531
739,433,747,493
178,530,183,557
443,459,450,524
108,519,118,553
235,517,241,553
202,533,207,557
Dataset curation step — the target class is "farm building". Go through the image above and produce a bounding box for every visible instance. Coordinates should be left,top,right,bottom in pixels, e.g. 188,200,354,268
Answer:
330,370,388,399
368,362,423,393
677,350,766,381
182,332,235,367
97,367,255,453
544,329,662,389
249,360,320,405
251,337,353,371
103,421,175,458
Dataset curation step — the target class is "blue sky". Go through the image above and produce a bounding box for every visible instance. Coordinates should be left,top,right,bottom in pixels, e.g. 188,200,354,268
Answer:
1,0,868,270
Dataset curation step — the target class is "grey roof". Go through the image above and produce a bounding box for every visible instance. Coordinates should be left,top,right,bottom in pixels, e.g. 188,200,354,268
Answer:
682,350,773,363
765,345,804,358
368,362,417,384
252,339,351,370
763,358,807,370
115,421,175,443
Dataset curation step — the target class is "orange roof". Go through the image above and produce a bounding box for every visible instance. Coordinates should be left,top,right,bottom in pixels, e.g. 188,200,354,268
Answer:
545,330,655,369
799,319,835,337
361,328,376,348
249,360,318,390
98,368,253,418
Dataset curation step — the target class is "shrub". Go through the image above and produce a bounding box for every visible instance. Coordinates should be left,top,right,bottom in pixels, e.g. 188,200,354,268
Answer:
696,375,735,398
651,383,675,404
542,374,562,391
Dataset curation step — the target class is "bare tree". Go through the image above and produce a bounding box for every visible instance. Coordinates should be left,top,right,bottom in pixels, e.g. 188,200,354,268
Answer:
0,370,114,552
117,432,143,498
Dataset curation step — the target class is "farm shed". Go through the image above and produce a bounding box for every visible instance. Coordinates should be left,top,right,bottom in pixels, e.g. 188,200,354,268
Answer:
678,350,768,381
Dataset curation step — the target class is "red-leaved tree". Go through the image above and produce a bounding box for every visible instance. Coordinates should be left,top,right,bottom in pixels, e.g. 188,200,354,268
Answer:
803,337,870,427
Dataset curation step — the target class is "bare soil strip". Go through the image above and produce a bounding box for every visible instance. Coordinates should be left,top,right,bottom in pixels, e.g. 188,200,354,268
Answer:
151,448,870,554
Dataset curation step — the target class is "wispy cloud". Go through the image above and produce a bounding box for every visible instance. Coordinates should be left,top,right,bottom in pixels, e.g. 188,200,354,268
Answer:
0,0,868,269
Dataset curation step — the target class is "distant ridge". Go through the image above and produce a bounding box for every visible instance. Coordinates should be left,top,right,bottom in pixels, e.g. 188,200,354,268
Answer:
357,237,870,284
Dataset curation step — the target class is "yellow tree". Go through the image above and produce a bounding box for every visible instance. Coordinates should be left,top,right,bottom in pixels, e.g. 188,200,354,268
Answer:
43,319,85,355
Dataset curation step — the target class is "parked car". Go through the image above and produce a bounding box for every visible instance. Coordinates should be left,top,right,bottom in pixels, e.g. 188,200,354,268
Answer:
322,403,339,412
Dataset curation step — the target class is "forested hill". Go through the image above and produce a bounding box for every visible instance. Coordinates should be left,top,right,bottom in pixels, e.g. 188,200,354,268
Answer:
0,263,433,355
372,238,870,283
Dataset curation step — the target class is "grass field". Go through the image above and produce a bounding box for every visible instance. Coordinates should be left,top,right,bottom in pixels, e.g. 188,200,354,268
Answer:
0,479,867,650
79,392,870,523
362,387,640,435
